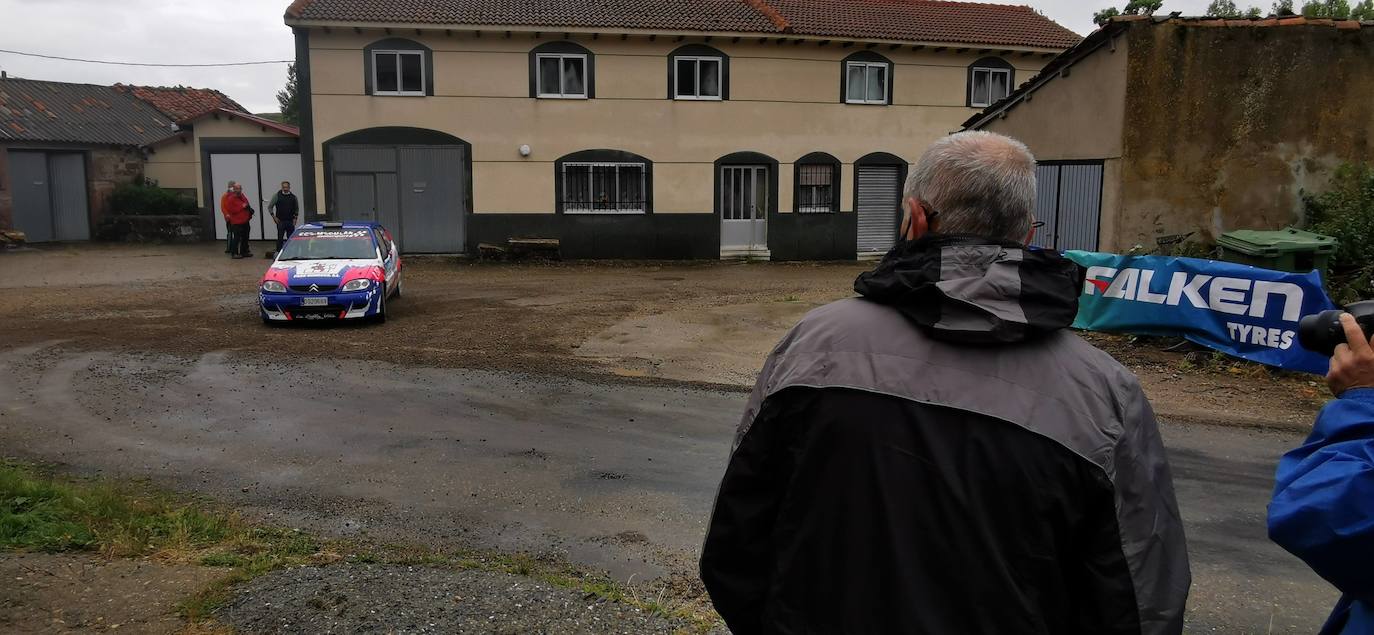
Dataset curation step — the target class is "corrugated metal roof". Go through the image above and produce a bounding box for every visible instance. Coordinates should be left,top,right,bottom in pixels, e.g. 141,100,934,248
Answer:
0,78,177,146
285,0,1081,49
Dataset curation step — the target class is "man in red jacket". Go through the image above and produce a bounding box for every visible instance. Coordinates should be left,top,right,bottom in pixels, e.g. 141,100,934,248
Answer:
220,181,253,259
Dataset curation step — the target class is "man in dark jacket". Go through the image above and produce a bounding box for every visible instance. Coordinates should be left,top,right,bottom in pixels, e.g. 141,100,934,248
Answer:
700,131,1191,635
268,181,299,253
1269,313,1374,634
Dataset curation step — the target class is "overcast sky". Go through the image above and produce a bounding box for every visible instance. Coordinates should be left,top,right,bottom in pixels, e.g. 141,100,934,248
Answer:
0,0,1222,113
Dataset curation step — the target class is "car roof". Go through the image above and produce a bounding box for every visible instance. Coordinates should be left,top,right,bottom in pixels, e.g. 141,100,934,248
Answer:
297,221,384,231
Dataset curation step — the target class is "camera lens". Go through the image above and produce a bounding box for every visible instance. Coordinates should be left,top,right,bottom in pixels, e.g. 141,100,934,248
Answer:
1298,310,1346,356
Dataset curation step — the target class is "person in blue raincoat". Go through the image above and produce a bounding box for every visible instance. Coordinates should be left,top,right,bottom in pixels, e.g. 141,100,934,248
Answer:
1269,313,1374,634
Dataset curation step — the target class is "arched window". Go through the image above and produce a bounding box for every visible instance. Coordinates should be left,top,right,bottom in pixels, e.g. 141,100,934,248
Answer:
555,149,652,214
794,152,841,214
841,51,893,105
668,44,729,100
968,57,1015,108
530,42,595,99
364,38,433,96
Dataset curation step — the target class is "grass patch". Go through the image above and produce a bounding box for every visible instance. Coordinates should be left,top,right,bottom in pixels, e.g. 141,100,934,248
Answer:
1,461,721,632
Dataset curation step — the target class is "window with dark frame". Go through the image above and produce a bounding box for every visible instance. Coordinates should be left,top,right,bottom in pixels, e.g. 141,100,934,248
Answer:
845,61,889,105
537,54,588,98
373,50,425,95
675,56,722,100
797,164,835,214
970,66,1012,107
562,163,647,213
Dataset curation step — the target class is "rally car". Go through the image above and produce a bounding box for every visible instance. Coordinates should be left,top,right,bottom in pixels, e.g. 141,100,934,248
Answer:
258,221,403,324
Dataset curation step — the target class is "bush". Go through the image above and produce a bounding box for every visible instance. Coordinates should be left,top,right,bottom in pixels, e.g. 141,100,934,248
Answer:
1305,163,1374,303
110,182,197,216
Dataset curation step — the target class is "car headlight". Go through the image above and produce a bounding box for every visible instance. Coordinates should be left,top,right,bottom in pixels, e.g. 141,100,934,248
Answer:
261,280,287,293
341,279,373,292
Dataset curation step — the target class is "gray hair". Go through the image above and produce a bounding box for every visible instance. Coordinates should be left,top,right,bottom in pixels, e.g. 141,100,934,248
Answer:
904,131,1036,242
227,180,237,189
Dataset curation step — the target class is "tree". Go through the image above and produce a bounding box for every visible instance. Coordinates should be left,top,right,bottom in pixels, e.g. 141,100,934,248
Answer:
1207,0,1240,15
1354,0,1374,18
276,63,300,125
1301,0,1352,17
1093,0,1163,26
1273,0,1296,14
1246,6,1266,15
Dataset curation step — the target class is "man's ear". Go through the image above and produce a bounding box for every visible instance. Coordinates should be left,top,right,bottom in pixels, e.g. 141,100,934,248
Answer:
903,197,929,240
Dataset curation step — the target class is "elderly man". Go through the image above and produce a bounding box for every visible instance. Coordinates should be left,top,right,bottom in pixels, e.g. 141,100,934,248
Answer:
220,181,253,259
700,131,1191,634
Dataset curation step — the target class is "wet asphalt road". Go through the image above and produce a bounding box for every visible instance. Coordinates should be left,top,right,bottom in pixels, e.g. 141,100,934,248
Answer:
0,341,1337,632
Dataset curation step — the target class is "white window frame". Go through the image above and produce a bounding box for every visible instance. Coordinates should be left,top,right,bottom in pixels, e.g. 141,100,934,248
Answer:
371,49,426,96
845,61,890,105
673,55,723,101
970,67,1012,108
562,162,647,214
536,53,589,99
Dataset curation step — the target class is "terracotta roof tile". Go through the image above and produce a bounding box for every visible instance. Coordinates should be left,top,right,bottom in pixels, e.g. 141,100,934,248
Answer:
286,0,1081,49
115,84,248,121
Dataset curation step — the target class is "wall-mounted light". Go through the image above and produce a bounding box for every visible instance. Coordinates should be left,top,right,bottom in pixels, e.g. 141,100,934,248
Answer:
519,144,532,157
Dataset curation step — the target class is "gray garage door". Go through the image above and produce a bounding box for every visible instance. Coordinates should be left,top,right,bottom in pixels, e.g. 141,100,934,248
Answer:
856,165,901,255
1032,162,1102,252
330,144,466,253
9,150,89,242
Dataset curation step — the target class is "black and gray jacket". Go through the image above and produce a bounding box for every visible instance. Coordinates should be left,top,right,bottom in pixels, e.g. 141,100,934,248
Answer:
700,235,1191,635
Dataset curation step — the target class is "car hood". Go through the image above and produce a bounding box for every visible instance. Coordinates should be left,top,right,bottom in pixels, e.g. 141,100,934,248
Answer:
264,259,381,286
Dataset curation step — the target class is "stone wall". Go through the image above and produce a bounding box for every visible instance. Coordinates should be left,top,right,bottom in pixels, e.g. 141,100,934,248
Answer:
88,146,146,226
1117,22,1374,249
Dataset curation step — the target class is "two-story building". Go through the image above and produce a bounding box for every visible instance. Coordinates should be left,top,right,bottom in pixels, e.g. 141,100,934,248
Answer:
284,0,1079,259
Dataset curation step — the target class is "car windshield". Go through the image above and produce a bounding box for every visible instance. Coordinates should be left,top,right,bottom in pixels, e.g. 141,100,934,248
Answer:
278,229,377,260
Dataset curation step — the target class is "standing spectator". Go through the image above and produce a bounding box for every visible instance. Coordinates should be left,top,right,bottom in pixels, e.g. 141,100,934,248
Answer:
221,181,237,254
268,181,299,254
700,131,1190,634
1269,313,1374,634
221,182,253,259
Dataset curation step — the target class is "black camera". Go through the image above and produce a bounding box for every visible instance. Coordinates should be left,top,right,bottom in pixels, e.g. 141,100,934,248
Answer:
1298,300,1374,356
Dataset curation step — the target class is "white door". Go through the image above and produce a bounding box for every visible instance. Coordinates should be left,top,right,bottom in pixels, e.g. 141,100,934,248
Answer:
210,154,262,240
720,165,768,255
258,153,304,238
856,165,901,255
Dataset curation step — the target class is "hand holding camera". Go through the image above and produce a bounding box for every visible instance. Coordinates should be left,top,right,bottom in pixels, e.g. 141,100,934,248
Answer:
1326,312,1374,397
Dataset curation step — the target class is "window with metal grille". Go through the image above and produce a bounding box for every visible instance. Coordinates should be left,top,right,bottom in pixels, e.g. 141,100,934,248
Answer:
797,164,835,214
372,50,425,95
675,56,722,100
537,54,588,98
845,61,889,105
562,163,646,214
970,67,1012,107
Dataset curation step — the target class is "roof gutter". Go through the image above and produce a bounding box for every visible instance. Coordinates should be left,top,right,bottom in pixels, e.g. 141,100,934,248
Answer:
281,19,1071,54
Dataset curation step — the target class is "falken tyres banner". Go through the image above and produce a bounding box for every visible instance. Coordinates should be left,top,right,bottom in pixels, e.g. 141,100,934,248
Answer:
1065,251,1337,375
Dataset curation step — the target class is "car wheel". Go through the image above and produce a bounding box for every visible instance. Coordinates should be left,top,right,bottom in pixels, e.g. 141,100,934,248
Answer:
373,288,388,324
393,276,403,300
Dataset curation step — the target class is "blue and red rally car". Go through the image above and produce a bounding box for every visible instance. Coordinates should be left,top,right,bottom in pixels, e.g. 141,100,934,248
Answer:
258,222,403,324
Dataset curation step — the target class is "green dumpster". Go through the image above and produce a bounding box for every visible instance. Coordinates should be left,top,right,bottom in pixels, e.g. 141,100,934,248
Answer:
1216,227,1338,277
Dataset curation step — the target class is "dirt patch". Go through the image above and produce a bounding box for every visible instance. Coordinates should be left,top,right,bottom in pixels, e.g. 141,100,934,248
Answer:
218,564,695,634
0,552,227,634
0,245,1326,429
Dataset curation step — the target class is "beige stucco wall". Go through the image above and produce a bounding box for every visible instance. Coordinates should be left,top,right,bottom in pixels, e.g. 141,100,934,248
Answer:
144,134,198,192
144,115,296,206
307,30,1054,216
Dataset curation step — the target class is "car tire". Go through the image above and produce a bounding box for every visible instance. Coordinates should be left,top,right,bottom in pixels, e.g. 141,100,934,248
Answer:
393,276,403,300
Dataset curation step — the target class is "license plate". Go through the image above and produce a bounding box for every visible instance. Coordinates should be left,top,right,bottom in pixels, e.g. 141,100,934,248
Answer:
301,297,328,306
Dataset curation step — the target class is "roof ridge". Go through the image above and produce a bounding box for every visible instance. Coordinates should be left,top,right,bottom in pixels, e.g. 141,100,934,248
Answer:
746,0,793,33
284,0,317,19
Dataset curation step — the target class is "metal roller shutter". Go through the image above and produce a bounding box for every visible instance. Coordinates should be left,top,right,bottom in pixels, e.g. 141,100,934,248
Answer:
856,165,901,254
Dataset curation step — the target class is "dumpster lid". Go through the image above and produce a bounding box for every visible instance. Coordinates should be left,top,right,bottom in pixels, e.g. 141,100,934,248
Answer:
1216,227,1338,255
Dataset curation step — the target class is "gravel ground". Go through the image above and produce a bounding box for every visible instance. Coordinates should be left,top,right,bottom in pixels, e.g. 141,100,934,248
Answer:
219,564,693,634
